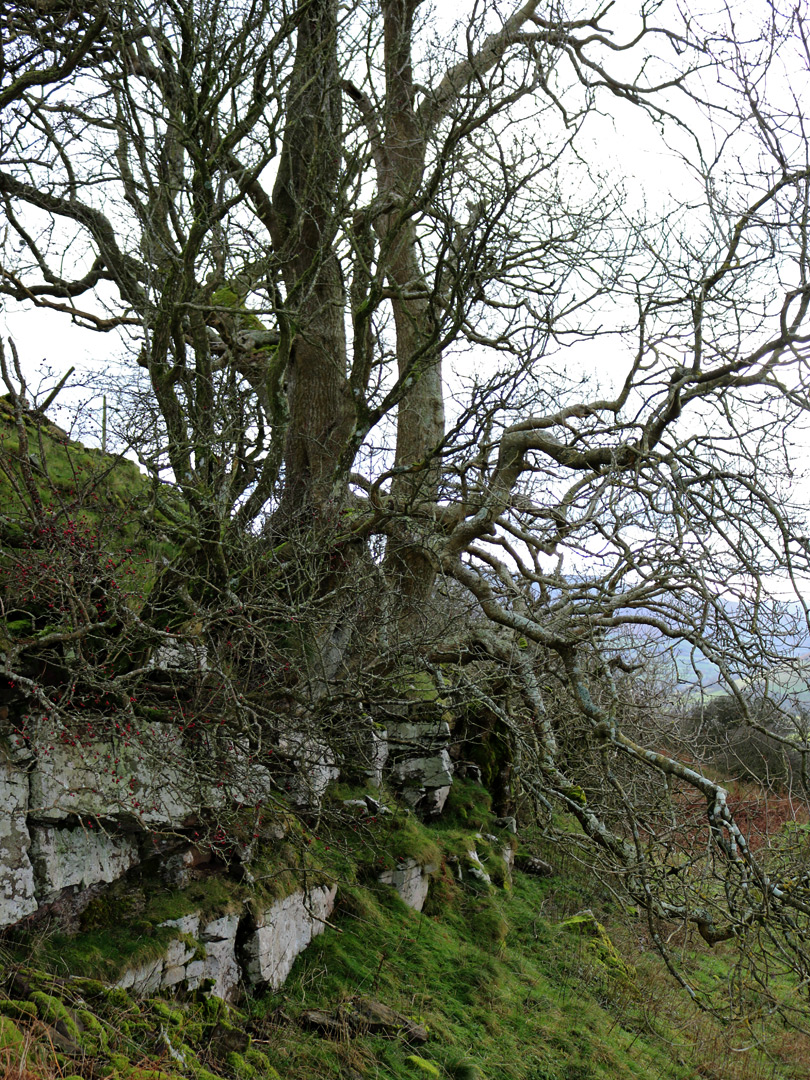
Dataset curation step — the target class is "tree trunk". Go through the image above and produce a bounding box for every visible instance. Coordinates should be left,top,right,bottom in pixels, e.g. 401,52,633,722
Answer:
379,0,446,604
271,0,354,522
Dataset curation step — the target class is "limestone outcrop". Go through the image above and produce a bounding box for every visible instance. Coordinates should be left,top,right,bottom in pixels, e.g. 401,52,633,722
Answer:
378,859,437,911
0,695,457,932
384,713,454,815
105,862,439,1001
29,825,140,902
0,754,37,927
242,884,338,990
111,884,338,1001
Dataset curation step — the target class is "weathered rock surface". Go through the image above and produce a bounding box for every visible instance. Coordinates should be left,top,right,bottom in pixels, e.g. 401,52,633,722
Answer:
113,885,339,1001
27,723,197,826
366,723,390,787
465,848,492,884
301,997,428,1043
242,884,338,990
115,955,164,995
116,887,338,999
148,639,209,673
0,719,281,932
0,755,37,927
28,825,140,902
516,854,554,877
0,692,468,934
385,717,454,814
196,913,242,998
27,723,275,828
277,731,340,807
378,859,437,911
113,909,244,1000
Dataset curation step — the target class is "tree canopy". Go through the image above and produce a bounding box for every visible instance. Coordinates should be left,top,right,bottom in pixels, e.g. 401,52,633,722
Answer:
4,0,810,1022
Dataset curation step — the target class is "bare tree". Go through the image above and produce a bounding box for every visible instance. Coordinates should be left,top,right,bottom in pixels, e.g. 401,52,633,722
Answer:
5,0,810,1020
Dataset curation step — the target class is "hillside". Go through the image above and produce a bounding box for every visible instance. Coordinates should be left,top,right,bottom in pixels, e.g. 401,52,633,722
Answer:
3,388,810,1080
2,779,810,1080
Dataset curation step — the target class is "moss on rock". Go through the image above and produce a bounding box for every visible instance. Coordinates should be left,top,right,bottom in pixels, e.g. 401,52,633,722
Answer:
0,1015,25,1052
0,999,37,1020
30,990,82,1041
406,1055,441,1077
559,909,635,987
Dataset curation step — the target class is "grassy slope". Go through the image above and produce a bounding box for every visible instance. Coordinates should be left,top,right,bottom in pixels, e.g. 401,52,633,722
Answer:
3,782,810,1080
1,418,807,1078
0,398,149,530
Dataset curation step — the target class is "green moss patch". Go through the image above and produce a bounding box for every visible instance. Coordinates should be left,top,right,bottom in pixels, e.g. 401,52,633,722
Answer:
406,1055,441,1076
0,998,37,1020
559,909,635,988
0,1015,25,1052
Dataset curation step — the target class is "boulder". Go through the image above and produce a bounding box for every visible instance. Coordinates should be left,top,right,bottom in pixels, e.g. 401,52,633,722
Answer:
378,859,437,911
148,639,209,673
301,997,428,1044
465,849,492,885
390,750,453,813
515,854,554,877
242,884,337,990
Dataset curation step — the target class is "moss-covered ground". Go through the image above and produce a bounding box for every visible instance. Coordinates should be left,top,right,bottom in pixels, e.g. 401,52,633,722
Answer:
3,780,810,1080
0,396,152,544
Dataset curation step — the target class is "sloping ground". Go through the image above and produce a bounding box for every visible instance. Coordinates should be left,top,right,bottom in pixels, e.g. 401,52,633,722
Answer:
0,393,166,647
2,410,809,1078
0,396,151,543
2,782,809,1080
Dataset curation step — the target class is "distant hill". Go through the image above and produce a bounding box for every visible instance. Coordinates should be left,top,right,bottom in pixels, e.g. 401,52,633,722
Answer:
663,623,810,703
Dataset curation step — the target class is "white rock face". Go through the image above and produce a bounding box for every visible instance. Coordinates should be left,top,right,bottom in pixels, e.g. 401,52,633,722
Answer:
28,826,140,901
378,859,437,912
392,750,453,814
465,849,492,884
114,889,338,1001
148,640,209,672
115,956,164,995
159,913,203,988
422,785,451,815
160,913,202,937
0,757,37,927
365,724,389,787
392,750,454,789
243,885,338,990
196,913,241,999
28,723,197,826
278,733,340,807
385,716,454,813
502,844,515,882
161,934,198,988
25,722,275,830
115,911,243,1001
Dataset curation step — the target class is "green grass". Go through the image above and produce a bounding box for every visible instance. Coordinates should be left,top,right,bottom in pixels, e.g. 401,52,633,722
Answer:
5,786,810,1080
0,398,151,535
250,869,687,1080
